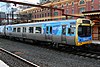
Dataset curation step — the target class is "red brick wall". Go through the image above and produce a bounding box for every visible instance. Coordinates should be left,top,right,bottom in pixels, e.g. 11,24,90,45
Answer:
92,26,98,40
32,0,100,20
93,0,99,10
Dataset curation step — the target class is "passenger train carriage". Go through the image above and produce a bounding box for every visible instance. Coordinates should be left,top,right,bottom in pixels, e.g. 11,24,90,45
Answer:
0,18,93,46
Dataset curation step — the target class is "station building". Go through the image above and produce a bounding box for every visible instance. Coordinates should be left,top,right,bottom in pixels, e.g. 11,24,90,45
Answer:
19,0,100,40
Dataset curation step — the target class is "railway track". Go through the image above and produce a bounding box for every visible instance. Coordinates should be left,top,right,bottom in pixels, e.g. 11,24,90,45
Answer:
0,47,40,67
0,38,100,67
33,42,100,60
68,50,100,59
60,46,100,60
1,37,100,62
40,43,100,60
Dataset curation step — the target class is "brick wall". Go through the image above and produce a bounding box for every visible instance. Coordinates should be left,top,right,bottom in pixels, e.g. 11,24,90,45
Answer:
21,0,100,21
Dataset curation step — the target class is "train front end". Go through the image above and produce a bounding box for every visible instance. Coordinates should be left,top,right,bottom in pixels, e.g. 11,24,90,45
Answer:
76,19,93,46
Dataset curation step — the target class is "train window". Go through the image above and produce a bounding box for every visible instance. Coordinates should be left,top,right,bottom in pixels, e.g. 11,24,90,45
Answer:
17,28,20,32
29,27,34,33
71,28,74,34
46,26,52,34
23,27,24,32
62,25,66,35
50,26,52,34
35,27,41,33
68,28,75,34
68,28,71,34
13,28,16,32
46,26,49,34
25,28,26,32
23,27,26,33
7,28,8,30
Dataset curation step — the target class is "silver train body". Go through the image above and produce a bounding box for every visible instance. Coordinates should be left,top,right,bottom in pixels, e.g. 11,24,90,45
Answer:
0,19,93,46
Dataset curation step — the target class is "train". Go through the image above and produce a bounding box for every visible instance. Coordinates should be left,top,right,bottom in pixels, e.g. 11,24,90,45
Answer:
0,18,93,47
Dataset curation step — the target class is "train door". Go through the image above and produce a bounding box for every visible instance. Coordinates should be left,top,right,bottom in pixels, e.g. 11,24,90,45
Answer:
61,25,67,43
46,26,52,41
4,25,6,36
22,27,27,38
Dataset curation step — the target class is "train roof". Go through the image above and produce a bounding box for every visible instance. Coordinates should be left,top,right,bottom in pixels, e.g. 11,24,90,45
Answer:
7,19,77,27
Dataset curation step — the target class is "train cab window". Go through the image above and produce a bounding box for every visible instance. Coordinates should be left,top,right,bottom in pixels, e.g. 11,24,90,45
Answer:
78,25,91,37
17,28,21,32
13,28,16,32
29,27,34,33
35,27,41,33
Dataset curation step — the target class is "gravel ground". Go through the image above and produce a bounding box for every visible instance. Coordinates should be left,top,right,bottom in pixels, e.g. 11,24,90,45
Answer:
0,51,34,67
0,38,100,67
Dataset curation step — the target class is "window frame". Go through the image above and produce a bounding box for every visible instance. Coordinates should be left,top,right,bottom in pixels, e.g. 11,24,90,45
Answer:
23,27,26,33
29,27,34,33
13,28,16,32
79,0,85,4
17,27,21,32
62,25,66,35
35,26,42,34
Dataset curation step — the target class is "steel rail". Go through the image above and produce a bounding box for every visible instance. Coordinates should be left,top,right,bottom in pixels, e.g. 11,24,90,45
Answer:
0,47,40,67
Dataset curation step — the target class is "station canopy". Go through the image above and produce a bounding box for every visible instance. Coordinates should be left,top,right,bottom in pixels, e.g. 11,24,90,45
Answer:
82,10,100,16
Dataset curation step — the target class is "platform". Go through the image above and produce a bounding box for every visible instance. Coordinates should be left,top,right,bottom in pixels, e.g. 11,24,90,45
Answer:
92,40,100,44
0,60,9,67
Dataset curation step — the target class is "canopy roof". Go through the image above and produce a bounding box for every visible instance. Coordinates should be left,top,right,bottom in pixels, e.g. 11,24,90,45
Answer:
82,10,100,16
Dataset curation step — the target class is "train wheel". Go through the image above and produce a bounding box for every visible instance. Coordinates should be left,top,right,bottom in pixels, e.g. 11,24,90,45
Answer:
52,43,56,48
52,43,60,48
23,38,25,42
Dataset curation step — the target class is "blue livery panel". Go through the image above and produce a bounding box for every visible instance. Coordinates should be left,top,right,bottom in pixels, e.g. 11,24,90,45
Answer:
52,25,61,36
78,36,92,42
6,26,13,32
